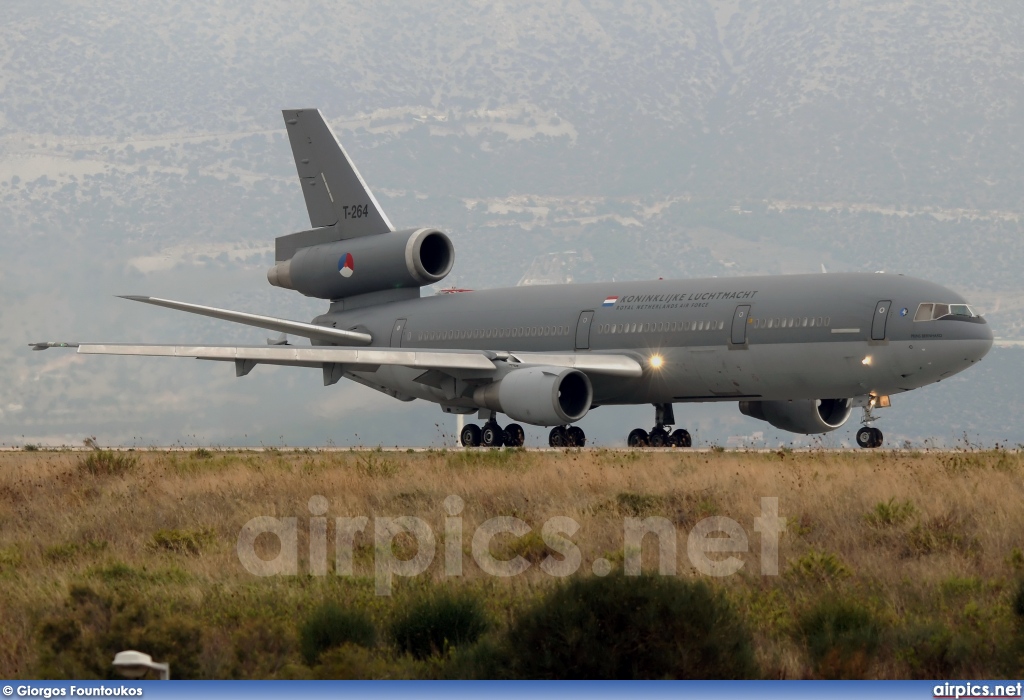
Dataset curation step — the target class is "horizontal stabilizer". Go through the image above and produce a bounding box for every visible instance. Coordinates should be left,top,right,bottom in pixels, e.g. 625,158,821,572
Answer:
118,296,373,346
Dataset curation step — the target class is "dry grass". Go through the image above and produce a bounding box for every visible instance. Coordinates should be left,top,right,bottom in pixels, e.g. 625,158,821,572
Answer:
1,447,1023,678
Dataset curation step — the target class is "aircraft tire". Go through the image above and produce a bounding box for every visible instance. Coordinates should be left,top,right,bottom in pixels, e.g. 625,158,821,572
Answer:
506,423,525,447
460,423,481,447
871,427,884,448
670,429,692,448
549,426,568,448
627,428,649,448
856,427,875,449
649,428,667,447
481,422,505,448
567,425,586,447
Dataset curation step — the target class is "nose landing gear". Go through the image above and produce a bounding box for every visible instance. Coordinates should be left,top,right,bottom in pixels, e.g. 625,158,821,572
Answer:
856,427,883,449
856,402,884,448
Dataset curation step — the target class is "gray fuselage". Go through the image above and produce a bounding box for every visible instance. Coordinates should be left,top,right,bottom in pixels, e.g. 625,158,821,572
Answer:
312,272,993,411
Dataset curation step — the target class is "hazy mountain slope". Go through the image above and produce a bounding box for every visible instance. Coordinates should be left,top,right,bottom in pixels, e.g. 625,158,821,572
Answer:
1,0,1021,446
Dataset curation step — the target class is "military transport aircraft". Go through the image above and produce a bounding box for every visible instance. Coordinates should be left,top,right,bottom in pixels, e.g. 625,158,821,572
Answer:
32,109,993,448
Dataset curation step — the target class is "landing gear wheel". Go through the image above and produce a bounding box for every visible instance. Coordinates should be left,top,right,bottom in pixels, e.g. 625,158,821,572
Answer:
567,426,586,447
649,428,667,447
481,422,505,447
549,426,568,448
627,428,649,447
460,423,481,447
505,423,525,447
856,426,880,449
670,429,692,448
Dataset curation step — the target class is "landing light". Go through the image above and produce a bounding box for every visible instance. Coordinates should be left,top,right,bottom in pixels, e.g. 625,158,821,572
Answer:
649,355,664,370
862,355,873,366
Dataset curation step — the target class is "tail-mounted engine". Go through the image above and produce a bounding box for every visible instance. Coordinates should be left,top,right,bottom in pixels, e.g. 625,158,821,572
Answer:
267,227,454,300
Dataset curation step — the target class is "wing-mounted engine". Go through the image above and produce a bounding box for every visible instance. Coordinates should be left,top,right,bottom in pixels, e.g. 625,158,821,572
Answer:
739,398,853,434
472,366,593,427
267,227,454,300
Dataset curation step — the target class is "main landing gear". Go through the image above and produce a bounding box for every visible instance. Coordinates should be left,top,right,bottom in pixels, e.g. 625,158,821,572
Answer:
460,420,525,448
548,425,586,448
459,421,586,448
626,403,692,448
855,402,884,449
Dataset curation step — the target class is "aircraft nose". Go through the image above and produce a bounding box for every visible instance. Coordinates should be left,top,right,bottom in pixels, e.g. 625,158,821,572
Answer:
965,319,994,363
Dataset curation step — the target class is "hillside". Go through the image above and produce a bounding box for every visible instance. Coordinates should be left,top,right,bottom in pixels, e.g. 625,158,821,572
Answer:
1,448,1022,678
2,0,1022,446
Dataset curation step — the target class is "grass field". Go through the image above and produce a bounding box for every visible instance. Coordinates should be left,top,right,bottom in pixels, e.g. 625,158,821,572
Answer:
1,447,1023,679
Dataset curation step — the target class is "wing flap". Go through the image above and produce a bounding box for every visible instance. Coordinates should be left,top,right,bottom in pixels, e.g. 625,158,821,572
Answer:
508,352,643,378
34,341,643,377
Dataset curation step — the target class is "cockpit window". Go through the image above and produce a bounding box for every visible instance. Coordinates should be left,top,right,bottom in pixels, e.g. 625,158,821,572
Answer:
914,302,980,321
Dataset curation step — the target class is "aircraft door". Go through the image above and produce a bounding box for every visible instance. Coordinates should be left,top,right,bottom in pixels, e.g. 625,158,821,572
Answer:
575,310,595,350
871,300,891,341
731,305,751,345
390,318,407,347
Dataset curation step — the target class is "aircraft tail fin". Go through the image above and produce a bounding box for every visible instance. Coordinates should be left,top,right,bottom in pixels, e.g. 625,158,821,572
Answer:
282,109,394,239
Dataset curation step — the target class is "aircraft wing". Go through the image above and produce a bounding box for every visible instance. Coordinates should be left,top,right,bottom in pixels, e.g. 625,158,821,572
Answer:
29,343,643,377
117,296,373,346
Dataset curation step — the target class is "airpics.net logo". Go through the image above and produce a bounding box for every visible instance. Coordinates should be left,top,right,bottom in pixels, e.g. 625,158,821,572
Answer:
235,496,786,595
338,253,355,278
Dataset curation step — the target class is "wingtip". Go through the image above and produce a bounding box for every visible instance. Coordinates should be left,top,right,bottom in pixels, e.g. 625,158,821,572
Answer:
118,295,149,301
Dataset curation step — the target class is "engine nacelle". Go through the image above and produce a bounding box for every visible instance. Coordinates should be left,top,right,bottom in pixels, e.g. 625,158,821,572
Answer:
267,228,454,300
472,366,593,427
739,398,853,435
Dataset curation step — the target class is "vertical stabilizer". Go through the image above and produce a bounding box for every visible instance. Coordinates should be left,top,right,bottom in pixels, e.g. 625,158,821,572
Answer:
282,109,394,238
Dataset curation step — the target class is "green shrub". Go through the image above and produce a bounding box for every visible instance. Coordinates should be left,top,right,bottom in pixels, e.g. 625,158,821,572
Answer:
864,498,916,527
615,492,663,517
354,451,398,478
45,543,80,563
504,573,758,679
36,584,202,679
903,513,980,558
79,451,138,477
300,603,376,665
1013,580,1024,620
897,622,972,678
788,550,851,584
798,598,881,679
151,527,214,556
490,530,550,565
390,591,488,660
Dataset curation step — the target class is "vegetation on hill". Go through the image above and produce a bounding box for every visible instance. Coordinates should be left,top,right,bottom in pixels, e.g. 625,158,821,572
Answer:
1,447,1023,678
